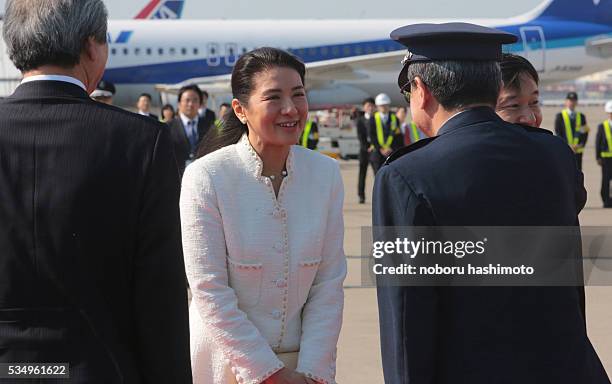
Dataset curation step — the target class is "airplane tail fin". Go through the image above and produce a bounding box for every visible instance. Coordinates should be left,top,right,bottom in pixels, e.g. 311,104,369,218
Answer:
537,0,612,25
134,0,185,20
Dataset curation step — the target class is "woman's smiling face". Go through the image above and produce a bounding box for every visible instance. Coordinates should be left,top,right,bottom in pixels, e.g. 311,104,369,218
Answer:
240,66,309,147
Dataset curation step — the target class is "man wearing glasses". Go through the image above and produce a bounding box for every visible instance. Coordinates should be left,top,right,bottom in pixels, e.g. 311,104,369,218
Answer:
373,23,608,384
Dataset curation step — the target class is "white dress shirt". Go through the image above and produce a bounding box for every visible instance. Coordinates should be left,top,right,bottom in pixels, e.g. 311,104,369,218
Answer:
21,74,86,91
180,134,346,384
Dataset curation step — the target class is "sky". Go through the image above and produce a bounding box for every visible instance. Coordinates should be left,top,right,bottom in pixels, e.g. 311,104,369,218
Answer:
0,0,545,19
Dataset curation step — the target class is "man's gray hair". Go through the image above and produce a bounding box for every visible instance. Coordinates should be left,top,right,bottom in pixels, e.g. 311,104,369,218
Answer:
406,60,502,111
3,0,108,72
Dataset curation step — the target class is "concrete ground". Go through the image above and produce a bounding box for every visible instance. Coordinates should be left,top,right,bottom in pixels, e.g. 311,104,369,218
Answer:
335,105,612,382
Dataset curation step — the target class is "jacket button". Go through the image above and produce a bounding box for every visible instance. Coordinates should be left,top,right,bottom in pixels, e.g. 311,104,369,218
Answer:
276,279,287,288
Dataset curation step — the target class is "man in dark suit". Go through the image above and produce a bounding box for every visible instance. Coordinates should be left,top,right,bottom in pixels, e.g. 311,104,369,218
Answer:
136,92,159,120
198,89,217,132
373,23,610,384
357,97,376,203
369,93,404,174
169,84,213,176
554,92,589,170
0,1,192,383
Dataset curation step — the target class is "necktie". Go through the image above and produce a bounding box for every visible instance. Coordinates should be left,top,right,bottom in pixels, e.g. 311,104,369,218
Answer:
188,121,197,151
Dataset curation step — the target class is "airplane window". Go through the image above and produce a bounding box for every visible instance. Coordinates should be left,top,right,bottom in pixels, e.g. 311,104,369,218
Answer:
111,48,116,55
226,43,238,66
242,47,248,54
193,48,199,55
321,47,329,55
207,43,220,66
146,48,152,55
365,45,373,54
332,46,340,56
343,46,351,55
377,45,385,52
134,48,140,55
181,48,187,55
158,48,164,55
308,48,316,56
123,47,128,55
169,47,176,55
355,46,363,54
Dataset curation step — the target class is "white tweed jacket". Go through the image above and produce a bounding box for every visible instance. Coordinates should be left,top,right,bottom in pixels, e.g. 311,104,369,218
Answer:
180,134,346,384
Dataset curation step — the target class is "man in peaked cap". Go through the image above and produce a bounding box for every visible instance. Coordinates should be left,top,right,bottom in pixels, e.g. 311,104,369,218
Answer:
90,79,116,104
373,23,609,384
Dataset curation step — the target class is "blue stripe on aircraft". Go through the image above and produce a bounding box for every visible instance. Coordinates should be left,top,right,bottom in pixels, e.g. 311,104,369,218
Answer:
115,31,133,44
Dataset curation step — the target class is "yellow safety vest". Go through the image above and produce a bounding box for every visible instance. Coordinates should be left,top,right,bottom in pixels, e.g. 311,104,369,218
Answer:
301,120,318,148
602,120,612,158
375,112,399,150
214,119,223,131
411,122,420,142
561,110,584,154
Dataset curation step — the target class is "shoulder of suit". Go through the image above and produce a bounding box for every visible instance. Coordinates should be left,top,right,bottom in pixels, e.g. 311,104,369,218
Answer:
384,136,438,165
518,124,553,135
95,102,166,130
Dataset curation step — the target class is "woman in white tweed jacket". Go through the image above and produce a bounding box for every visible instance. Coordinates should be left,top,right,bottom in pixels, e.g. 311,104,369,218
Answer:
180,48,346,384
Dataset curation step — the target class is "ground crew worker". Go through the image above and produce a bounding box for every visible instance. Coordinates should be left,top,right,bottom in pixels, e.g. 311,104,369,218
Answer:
369,93,403,173
214,103,231,131
596,100,612,207
555,92,589,170
397,106,427,145
300,118,319,150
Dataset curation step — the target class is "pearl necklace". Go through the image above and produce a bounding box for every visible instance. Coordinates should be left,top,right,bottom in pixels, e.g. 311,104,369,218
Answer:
267,170,288,181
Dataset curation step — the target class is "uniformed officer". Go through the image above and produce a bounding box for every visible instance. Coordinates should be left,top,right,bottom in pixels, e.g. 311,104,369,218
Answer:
299,118,319,150
555,92,590,170
373,22,609,384
369,93,404,173
596,101,612,207
90,80,115,105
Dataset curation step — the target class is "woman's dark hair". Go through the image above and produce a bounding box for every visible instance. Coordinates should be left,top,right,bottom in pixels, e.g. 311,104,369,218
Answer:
161,104,175,119
197,47,306,158
500,53,539,91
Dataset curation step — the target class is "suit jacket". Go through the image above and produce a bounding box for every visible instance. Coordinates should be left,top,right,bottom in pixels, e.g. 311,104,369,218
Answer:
0,80,192,383
554,110,589,150
168,116,212,176
357,114,372,152
199,108,216,133
373,107,609,384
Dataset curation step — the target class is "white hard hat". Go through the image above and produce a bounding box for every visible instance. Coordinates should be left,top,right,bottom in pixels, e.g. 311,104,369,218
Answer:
375,93,391,106
605,100,612,113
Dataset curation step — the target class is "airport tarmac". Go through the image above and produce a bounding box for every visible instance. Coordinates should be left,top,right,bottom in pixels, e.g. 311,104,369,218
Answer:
335,105,612,382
